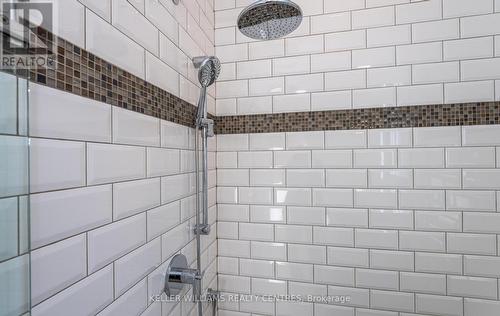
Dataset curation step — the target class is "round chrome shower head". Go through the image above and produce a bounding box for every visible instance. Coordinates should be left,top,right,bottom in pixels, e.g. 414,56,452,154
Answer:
237,0,302,40
193,56,221,88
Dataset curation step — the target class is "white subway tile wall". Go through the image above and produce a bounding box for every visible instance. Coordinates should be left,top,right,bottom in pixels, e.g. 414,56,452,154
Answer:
28,83,217,316
215,0,500,115
217,125,500,316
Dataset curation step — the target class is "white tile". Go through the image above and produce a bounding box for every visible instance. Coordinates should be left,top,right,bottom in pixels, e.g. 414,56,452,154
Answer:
113,178,160,220
311,90,352,111
218,222,238,239
238,151,273,168
248,133,285,150
273,55,310,76
30,138,86,193
369,169,413,189
311,51,351,73
314,189,354,208
161,173,193,204
87,143,146,185
286,131,324,149
251,241,287,261
240,187,273,205
237,60,272,79
371,290,414,313
443,0,494,18
355,229,399,250
275,188,311,206
31,265,113,316
416,294,463,316
80,0,111,21
217,187,238,204
399,148,445,168
286,73,323,94
413,126,461,147
97,279,147,316
368,128,412,148
286,35,324,56
313,227,354,247
325,30,367,52
217,169,249,186
289,244,326,264
326,170,367,188
357,269,399,291
447,190,496,212
400,272,447,295
464,298,500,316
412,19,460,43
287,170,325,188
352,6,394,30
145,0,178,44
0,137,26,198
274,151,311,168
324,0,365,13
369,209,413,230
447,233,497,255
215,27,235,46
399,190,446,210
352,47,395,69
462,58,500,81
463,212,500,234
217,80,249,98
354,149,397,168
87,214,146,273
276,301,313,316
276,262,313,282
462,125,500,146
292,0,323,16
240,223,274,241
328,247,369,268
444,37,494,61
219,239,250,258
464,255,500,278
448,276,498,300
250,169,285,187
249,77,284,96
217,134,249,151
414,169,461,189
160,121,190,149
415,253,462,275
250,205,285,223
367,66,411,88
112,107,160,147
275,225,312,244
325,69,366,91
311,12,351,34
370,250,414,272
353,87,397,108
29,84,111,142
397,42,443,65
252,278,287,296
218,204,249,222
461,13,500,38
147,202,181,240
327,208,368,227
273,94,311,113
147,148,180,177
415,211,462,232
114,239,160,297
249,39,284,60
367,25,411,48
216,44,248,63
463,169,500,189
396,0,442,24
397,84,444,106
86,10,144,79
400,231,446,252
413,62,459,84
312,150,352,168
326,130,367,149
315,265,354,287
31,235,87,305
218,275,250,294
328,285,369,308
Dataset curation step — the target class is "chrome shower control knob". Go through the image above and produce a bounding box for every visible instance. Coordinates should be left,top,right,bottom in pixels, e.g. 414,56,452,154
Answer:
164,254,200,297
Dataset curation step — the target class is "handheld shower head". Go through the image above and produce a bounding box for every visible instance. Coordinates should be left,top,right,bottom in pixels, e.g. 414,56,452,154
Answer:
192,56,221,88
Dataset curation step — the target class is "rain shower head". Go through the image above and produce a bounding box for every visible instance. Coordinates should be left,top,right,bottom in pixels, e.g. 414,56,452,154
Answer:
237,0,302,40
192,56,221,88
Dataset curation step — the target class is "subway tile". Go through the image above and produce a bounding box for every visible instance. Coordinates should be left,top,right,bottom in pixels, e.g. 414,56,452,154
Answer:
464,298,500,316
397,42,442,65
290,282,328,299
313,150,352,168
314,189,354,208
30,139,86,193
239,223,274,241
87,143,146,185
249,39,284,59
463,212,500,234
275,188,311,206
367,128,412,148
370,250,415,272
250,169,285,187
31,235,87,305
325,130,367,149
240,259,274,278
97,278,147,316
396,0,442,24
367,25,411,48
311,51,351,73
249,133,285,150
286,131,324,150
146,202,181,241
462,58,500,81
416,294,463,316
275,225,312,244
160,121,190,149
464,255,500,278
448,275,498,300
313,227,354,247
249,77,284,96
399,190,446,210
325,69,366,91
415,211,462,232
327,208,368,228
80,0,111,21
462,125,500,146
217,187,238,204
311,90,352,111
412,19,460,43
237,60,272,79
443,0,494,18
113,178,160,221
311,12,351,34
371,290,414,313
446,190,497,212
218,222,238,239
29,84,111,142
218,239,250,258
413,126,461,147
160,222,190,261
445,80,495,103
219,275,250,294
328,247,369,268
401,272,447,295
31,264,113,316
354,149,397,168
399,148,445,168
369,209,413,230
446,147,496,168
367,66,411,88
287,206,325,225
353,87,397,108
355,229,399,250
325,0,365,13
217,169,249,186
252,278,287,296
328,286,369,308
400,231,446,252
217,134,249,151
352,6,394,30
240,187,273,205
218,204,249,222
414,169,461,189
356,269,399,291
87,213,146,273
273,55,310,76
216,44,248,63
463,169,500,189
285,35,324,56
276,301,313,316
447,233,497,255
276,262,313,283
30,185,112,249
286,74,323,94
444,37,494,61
147,148,180,177
368,169,413,189
161,173,193,204
274,151,311,168
217,80,249,98
354,189,398,209
413,62,460,84
289,244,326,264
353,46,395,69
326,169,367,188
215,27,236,46
315,265,354,287
325,30,367,52
251,241,287,261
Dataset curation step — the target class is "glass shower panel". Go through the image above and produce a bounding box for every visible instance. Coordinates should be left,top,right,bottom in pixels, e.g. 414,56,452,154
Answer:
0,71,30,316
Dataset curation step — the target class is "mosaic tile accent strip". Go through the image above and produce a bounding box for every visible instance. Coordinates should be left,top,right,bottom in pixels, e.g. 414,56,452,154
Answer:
215,102,500,134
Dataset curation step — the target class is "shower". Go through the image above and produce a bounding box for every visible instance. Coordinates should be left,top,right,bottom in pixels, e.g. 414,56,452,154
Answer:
163,56,220,316
237,0,303,40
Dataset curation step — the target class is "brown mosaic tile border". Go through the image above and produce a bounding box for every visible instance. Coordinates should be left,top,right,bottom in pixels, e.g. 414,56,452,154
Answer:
215,102,500,134
3,28,500,135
